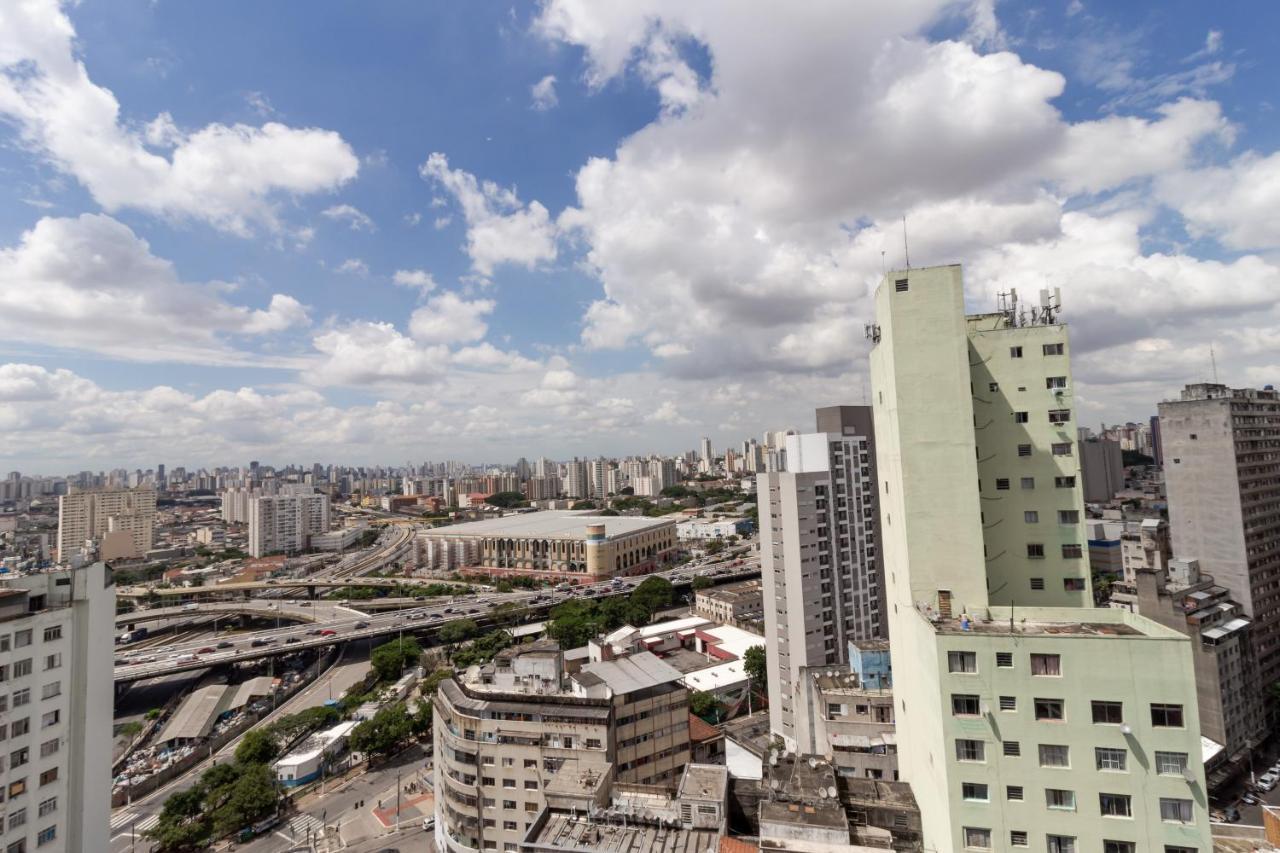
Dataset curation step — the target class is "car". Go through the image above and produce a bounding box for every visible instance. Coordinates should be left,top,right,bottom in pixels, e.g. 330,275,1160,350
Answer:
250,638,270,648
354,621,370,629
423,816,435,832
113,658,128,666
299,601,312,607
414,596,426,602
285,637,300,645
320,629,338,636
1243,793,1260,805
1258,772,1278,791
409,612,425,620
306,628,322,635
216,641,234,649
443,607,455,613
266,579,278,585
196,647,216,655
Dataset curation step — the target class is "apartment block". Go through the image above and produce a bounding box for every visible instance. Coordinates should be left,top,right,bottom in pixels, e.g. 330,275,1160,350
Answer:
1160,383,1280,691
0,563,114,853
1080,439,1125,504
870,265,1210,853
56,487,155,561
433,643,690,853
247,489,330,557
794,667,897,781
694,579,764,624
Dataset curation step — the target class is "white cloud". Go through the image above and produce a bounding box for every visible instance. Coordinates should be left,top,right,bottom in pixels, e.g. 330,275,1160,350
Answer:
0,0,359,235
336,258,369,276
404,212,423,226
1158,150,1280,251
0,214,309,365
531,74,559,110
392,269,437,293
434,215,453,230
311,323,448,386
321,204,376,232
408,291,496,345
419,152,557,276
245,90,278,118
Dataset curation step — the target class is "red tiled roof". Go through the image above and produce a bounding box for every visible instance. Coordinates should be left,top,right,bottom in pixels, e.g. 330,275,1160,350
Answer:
720,837,757,853
689,712,722,743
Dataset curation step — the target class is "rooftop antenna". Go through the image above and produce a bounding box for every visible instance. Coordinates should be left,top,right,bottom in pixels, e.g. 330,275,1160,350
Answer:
880,250,886,279
902,215,910,269
1210,344,1219,383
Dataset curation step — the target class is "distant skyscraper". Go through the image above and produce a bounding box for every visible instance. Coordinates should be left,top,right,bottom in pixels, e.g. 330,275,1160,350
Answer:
699,436,712,467
760,405,882,750
248,489,330,557
563,459,588,500
1079,438,1124,504
57,486,156,561
870,265,1209,852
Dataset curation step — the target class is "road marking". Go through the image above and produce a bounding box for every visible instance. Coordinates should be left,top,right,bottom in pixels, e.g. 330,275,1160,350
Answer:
109,811,137,832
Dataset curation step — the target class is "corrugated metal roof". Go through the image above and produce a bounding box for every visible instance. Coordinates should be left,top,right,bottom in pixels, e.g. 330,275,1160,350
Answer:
578,651,685,694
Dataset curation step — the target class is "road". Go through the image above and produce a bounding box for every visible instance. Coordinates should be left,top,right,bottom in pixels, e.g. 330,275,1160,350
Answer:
113,555,761,682
108,642,375,853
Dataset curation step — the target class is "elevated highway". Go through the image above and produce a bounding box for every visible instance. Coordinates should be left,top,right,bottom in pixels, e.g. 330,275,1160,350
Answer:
113,556,759,683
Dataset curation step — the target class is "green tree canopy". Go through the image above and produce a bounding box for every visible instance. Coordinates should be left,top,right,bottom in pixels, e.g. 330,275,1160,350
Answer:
233,728,279,766
689,690,721,721
371,636,423,682
209,763,280,839
704,539,726,555
631,576,674,615
350,702,414,761
485,491,528,508
691,576,714,590
438,618,479,645
744,645,767,689
570,500,596,510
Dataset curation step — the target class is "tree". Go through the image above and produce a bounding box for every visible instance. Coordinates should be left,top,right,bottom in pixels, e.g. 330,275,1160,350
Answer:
149,787,211,851
438,618,479,645
234,728,279,766
691,576,714,591
631,576,674,618
547,599,605,648
452,629,514,668
350,702,414,761
597,509,619,516
705,538,726,555
486,491,528,509
267,705,340,743
744,645,767,692
689,690,721,721
208,763,280,839
371,636,423,682
570,500,596,510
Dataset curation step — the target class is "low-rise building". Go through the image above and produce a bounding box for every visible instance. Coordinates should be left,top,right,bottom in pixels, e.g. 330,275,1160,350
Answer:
795,668,897,781
274,721,358,786
676,517,753,541
694,579,764,625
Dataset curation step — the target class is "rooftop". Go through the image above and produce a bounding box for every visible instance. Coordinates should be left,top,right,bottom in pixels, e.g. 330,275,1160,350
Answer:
526,810,721,853
423,510,674,540
678,764,728,801
923,605,1186,639
578,651,685,695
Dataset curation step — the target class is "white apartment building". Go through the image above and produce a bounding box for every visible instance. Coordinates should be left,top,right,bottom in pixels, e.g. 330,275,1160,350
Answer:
870,266,1209,853
56,487,155,562
219,486,256,525
760,405,883,750
247,489,330,558
0,562,114,853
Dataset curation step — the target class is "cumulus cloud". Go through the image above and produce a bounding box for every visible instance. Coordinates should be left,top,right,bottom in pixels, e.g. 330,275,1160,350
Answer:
408,292,496,345
336,258,369,276
392,269,437,293
530,74,559,110
311,322,447,386
1158,151,1280,251
0,214,309,364
321,204,375,231
0,0,359,235
419,153,557,276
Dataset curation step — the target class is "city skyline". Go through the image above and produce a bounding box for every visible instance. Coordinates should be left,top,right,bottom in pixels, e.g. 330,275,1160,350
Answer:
3,1,1279,469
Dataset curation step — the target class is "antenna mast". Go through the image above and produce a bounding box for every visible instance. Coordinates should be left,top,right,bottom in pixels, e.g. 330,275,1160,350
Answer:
1210,344,1219,383
902,215,910,269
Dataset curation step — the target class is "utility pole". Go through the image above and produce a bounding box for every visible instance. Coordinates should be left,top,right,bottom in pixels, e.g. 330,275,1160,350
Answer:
395,767,402,833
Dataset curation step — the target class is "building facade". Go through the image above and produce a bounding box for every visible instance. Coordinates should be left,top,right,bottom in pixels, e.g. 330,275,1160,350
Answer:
760,405,882,750
0,562,114,852
1160,382,1280,692
694,580,764,625
870,265,1210,853
1080,439,1125,504
56,487,155,561
247,489,330,557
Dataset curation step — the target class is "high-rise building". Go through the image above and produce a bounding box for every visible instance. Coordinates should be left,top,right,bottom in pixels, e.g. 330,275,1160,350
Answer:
699,437,713,467
759,405,882,750
562,459,588,500
0,562,114,852
248,489,330,557
1080,438,1125,504
56,486,156,562
870,266,1209,853
1160,382,1280,691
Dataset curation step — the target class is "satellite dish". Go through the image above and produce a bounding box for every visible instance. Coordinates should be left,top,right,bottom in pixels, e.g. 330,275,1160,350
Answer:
828,786,837,798
818,788,827,799
770,779,780,789
808,757,818,769
1182,767,1196,783
1120,724,1133,735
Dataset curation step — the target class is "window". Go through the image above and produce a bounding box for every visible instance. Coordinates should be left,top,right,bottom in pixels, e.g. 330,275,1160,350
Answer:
1104,843,1135,853
36,827,54,847
502,779,515,788
1045,789,1076,811
1155,751,1189,776
1024,511,1039,523
1096,748,1127,771
1043,343,1064,355
523,780,537,790
37,740,56,759
1051,443,1073,456
1151,704,1184,727
1099,793,1132,818
1049,409,1071,424
996,478,1010,491
13,660,31,678
1166,848,1197,853
10,748,28,768
962,783,989,801
1027,544,1045,559
481,756,495,766
503,821,518,831
1020,477,1035,490
988,382,999,392
999,696,1016,711
1007,785,1023,801
1046,376,1068,389
1010,346,1023,358
1014,411,1029,423
1039,744,1069,767
1003,741,1021,756
1030,578,1045,590
1159,798,1193,823
499,756,512,766
1063,578,1086,591
949,651,977,673
1058,510,1080,524
952,695,981,716
37,768,55,786
14,630,31,648
41,627,60,643
12,719,28,737
14,689,29,707
585,739,602,749
955,739,985,762
36,798,54,818
963,827,991,849
502,800,517,810
1055,476,1076,488
0,635,7,652
39,683,59,700
1034,698,1064,721
1047,836,1076,853
1010,830,1028,846
1092,701,1123,724
996,652,1013,668
895,278,909,292
1061,544,1083,559
1030,654,1061,676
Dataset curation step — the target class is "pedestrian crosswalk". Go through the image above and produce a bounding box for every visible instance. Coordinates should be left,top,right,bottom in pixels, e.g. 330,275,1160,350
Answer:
109,811,160,836
286,813,324,839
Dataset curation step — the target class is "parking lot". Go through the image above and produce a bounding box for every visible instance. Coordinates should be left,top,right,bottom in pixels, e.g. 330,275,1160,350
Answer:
1216,750,1280,825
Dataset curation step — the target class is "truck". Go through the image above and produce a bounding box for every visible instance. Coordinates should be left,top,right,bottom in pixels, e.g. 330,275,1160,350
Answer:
116,627,149,644
236,813,282,843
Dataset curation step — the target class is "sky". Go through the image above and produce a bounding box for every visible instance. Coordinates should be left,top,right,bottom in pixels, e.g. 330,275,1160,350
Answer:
2,0,1279,473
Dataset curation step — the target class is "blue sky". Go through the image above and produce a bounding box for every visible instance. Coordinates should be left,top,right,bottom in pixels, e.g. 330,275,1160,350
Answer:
2,0,1279,471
